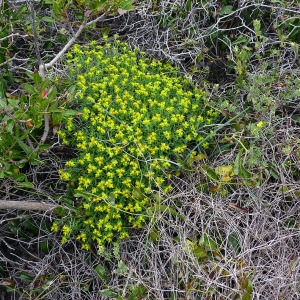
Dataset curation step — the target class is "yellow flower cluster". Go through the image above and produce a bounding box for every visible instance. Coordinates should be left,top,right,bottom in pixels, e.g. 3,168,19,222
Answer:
55,40,218,249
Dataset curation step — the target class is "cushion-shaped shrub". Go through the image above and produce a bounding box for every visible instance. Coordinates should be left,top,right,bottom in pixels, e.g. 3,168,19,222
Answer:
53,39,218,250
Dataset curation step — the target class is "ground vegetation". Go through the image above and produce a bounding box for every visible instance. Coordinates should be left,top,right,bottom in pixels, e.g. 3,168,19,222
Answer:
0,0,299,299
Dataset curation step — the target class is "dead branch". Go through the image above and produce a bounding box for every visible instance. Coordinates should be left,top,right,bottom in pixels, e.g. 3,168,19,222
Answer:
0,200,58,212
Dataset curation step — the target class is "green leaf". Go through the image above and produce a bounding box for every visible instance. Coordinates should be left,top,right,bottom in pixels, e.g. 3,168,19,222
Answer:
14,173,27,182
40,241,50,254
8,98,20,108
101,289,118,297
132,187,144,200
242,293,251,300
239,165,252,179
40,78,50,91
54,206,68,217
199,235,218,250
150,204,185,221
47,86,57,101
193,246,207,259
118,0,135,11
67,85,77,94
33,72,41,86
228,233,240,253
5,119,15,134
23,83,36,94
150,229,159,243
0,97,7,108
203,166,219,181
17,181,34,188
232,36,251,46
219,5,233,16
94,264,107,280
291,114,300,123
19,273,34,282
42,16,56,23
62,109,79,117
246,279,253,294
17,139,32,155
0,79,7,99
234,149,242,175
23,220,38,233
52,112,63,126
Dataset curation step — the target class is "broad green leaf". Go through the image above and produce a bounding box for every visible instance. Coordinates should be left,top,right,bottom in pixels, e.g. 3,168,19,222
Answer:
51,112,63,126
8,98,20,108
193,246,207,259
219,5,233,15
150,230,159,243
199,235,218,250
40,241,50,254
62,109,79,117
54,206,68,217
23,83,36,94
234,149,242,175
239,165,252,179
5,119,14,134
19,273,34,282
0,79,7,99
247,279,253,294
40,78,50,91
101,289,118,298
291,114,300,123
22,220,38,233
94,264,107,280
118,0,135,11
242,293,251,300
47,86,57,101
33,72,41,86
68,85,77,94
17,139,32,155
42,16,56,23
132,187,144,200
204,167,219,181
14,110,26,119
14,173,27,182
232,36,251,46
17,181,34,188
228,233,240,253
0,97,7,108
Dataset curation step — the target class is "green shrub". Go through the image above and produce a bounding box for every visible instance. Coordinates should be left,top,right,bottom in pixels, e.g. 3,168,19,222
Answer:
54,39,219,250
0,72,76,185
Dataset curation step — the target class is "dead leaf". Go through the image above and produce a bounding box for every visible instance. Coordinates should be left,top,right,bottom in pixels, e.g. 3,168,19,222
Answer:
52,124,60,135
229,203,249,213
41,89,47,98
26,119,34,127
118,8,128,15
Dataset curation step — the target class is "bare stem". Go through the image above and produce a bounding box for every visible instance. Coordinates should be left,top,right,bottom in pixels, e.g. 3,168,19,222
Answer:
0,200,58,212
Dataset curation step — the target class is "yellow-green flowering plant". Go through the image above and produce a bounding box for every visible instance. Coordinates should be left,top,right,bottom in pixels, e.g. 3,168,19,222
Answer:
53,38,218,250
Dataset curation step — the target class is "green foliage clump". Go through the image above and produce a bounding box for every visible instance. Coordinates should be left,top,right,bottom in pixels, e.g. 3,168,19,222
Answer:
55,39,218,249
0,72,75,185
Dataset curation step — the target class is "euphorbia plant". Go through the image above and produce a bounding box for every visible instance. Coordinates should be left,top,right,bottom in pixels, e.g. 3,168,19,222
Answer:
53,39,219,249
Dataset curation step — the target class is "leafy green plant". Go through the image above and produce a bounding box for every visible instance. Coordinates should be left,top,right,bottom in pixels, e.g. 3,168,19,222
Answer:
53,39,219,249
0,72,77,185
47,0,135,20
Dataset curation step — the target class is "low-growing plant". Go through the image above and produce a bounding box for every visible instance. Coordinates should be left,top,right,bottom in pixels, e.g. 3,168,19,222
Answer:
53,38,219,249
0,72,77,185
